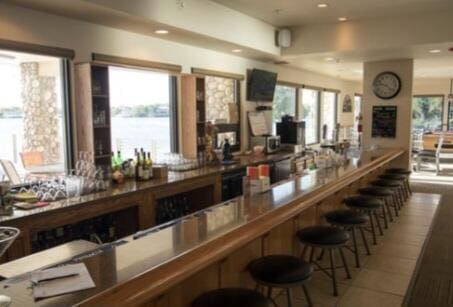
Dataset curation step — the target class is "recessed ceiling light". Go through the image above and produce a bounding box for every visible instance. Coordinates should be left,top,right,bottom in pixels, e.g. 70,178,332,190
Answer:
232,49,243,53
324,57,335,61
429,49,441,54
317,3,328,8
338,17,347,21
155,29,169,34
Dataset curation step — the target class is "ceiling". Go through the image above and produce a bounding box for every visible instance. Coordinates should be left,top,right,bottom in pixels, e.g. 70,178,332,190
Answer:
280,43,453,80
212,0,453,27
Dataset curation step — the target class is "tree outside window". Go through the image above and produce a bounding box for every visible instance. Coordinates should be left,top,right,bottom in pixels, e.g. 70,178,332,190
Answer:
412,96,443,132
272,85,296,133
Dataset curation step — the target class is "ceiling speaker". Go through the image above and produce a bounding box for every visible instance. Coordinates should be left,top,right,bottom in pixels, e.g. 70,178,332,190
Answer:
276,29,292,48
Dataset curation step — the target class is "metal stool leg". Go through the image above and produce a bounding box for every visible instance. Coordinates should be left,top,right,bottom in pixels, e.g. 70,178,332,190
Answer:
385,198,394,222
339,248,351,279
381,204,389,229
302,285,313,307
359,226,371,255
374,210,384,236
328,249,338,296
351,227,360,268
368,212,377,245
286,288,292,307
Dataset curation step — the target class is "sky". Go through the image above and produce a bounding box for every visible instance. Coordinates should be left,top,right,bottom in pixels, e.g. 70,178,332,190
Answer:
0,62,21,108
109,66,170,107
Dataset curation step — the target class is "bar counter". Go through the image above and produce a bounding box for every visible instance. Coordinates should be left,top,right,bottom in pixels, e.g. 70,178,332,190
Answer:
0,152,295,260
0,148,404,306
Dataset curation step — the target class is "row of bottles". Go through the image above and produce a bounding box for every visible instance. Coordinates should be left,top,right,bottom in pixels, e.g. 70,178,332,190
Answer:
156,195,191,225
111,148,154,182
31,214,117,253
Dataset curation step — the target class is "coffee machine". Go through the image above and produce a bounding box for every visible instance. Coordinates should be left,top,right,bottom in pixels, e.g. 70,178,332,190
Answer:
276,115,305,154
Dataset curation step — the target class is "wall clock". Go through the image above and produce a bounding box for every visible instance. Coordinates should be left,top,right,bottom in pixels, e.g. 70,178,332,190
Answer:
372,71,401,100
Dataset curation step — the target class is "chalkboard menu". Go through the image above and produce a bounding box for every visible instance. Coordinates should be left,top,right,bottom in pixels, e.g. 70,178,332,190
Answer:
372,106,397,138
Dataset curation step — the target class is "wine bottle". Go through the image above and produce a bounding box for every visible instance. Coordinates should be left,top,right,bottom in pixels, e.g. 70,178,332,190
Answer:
142,151,150,180
135,153,143,181
147,152,153,178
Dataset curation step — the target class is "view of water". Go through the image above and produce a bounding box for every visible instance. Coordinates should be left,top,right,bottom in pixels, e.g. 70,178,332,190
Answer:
0,117,171,170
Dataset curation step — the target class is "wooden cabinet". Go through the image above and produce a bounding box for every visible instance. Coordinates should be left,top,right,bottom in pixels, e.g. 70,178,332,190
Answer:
181,75,206,159
74,62,112,170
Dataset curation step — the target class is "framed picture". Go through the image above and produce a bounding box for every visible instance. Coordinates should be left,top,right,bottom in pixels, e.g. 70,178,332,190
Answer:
372,106,397,138
342,94,352,113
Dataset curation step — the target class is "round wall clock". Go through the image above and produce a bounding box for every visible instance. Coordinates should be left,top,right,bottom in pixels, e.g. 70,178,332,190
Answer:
372,71,401,100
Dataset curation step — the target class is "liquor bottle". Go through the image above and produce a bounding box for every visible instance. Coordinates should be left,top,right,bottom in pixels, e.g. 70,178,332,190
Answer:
117,151,123,166
142,151,150,180
135,152,143,181
147,152,153,178
111,152,117,170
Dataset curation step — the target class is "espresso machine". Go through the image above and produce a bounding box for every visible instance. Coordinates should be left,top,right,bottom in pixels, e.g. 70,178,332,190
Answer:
276,115,305,154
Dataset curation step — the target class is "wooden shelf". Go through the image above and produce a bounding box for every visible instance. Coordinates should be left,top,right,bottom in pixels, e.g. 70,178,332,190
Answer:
95,154,111,159
92,94,109,98
93,125,110,129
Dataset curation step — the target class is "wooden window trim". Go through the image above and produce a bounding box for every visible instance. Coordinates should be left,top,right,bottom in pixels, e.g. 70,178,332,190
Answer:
191,67,244,81
0,39,75,59
92,53,182,74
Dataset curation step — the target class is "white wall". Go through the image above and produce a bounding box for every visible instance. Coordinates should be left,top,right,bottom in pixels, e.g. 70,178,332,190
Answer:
363,59,414,168
0,3,361,151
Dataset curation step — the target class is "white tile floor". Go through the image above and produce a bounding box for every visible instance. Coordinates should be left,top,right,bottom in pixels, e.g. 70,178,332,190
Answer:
273,192,441,307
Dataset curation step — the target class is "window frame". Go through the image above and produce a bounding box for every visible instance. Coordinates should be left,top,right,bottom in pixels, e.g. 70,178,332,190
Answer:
412,94,445,133
0,49,73,175
272,83,298,133
300,87,321,145
108,65,180,156
321,90,338,139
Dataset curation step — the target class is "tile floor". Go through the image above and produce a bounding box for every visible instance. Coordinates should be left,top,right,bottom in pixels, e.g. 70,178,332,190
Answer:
273,192,441,307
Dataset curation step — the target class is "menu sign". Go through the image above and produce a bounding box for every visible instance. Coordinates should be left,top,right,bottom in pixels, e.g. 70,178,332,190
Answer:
372,106,397,138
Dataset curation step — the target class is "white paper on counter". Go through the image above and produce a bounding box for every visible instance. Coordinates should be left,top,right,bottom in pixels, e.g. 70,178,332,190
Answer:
32,263,95,299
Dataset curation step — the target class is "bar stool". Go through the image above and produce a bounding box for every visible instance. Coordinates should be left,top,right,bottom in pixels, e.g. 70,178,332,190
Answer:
324,210,371,268
343,195,385,245
248,255,313,307
192,288,272,307
369,179,405,213
358,186,396,228
378,174,409,200
297,225,351,296
385,168,412,195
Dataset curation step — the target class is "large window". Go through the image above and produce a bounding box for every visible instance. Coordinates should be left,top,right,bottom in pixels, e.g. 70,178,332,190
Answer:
301,88,320,145
321,91,337,141
272,84,297,133
412,95,443,132
109,67,177,159
0,50,69,180
448,101,453,131
354,94,362,129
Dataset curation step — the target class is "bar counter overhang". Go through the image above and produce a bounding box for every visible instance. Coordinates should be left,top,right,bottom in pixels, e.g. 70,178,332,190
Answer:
0,148,404,306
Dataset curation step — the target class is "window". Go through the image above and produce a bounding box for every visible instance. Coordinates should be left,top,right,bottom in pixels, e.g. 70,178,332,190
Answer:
0,49,70,180
412,96,443,133
301,88,320,145
321,91,337,141
272,84,297,133
109,67,177,159
354,94,362,129
448,100,453,131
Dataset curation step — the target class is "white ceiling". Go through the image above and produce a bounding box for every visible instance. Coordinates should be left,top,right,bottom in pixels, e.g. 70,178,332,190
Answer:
280,43,453,80
212,0,453,26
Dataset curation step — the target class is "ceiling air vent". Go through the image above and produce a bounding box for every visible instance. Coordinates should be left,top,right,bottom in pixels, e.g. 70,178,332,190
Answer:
274,60,290,65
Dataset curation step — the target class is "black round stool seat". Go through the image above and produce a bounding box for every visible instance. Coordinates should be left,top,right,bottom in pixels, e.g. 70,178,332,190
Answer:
297,225,349,246
386,168,411,175
248,255,313,285
192,288,271,307
359,186,394,197
343,195,384,210
379,174,406,181
370,179,403,188
324,209,369,226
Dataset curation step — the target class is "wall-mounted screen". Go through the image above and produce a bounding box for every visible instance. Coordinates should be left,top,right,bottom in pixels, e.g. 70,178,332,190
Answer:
247,69,278,102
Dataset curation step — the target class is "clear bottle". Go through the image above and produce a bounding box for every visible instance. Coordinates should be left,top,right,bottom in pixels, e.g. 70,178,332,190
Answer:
147,152,153,178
